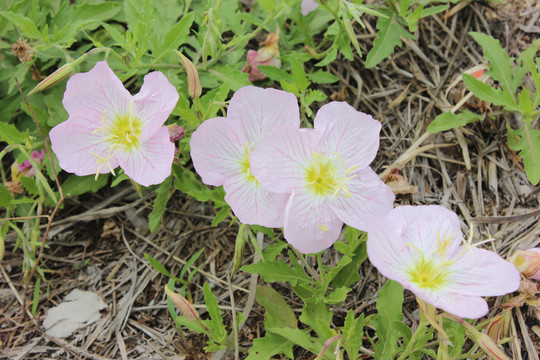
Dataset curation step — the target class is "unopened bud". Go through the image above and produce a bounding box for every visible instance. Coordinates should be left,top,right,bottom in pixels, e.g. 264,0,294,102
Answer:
510,248,540,281
177,51,202,98
168,125,185,142
164,286,200,322
232,224,248,275
28,62,76,95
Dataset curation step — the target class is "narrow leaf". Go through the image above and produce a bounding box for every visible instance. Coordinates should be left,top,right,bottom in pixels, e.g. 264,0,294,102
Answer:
148,175,173,233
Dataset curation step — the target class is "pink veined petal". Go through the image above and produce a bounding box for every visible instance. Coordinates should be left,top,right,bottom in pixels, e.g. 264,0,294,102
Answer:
62,61,131,126
392,205,463,258
190,117,248,186
116,127,175,187
49,116,119,176
315,102,381,168
445,247,521,296
133,71,179,142
330,168,395,231
413,287,489,319
223,176,289,228
283,189,343,254
227,86,300,144
366,214,415,281
250,127,321,194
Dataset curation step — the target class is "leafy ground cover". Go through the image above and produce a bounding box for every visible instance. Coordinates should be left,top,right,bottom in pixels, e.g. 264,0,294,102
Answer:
1,0,539,359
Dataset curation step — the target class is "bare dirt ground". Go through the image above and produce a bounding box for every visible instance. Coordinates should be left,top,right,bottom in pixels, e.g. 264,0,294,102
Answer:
1,1,539,359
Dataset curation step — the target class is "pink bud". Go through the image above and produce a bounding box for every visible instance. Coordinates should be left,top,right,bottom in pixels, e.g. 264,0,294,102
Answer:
28,62,76,95
511,248,540,281
164,286,200,322
177,52,202,98
168,125,185,142
242,30,281,82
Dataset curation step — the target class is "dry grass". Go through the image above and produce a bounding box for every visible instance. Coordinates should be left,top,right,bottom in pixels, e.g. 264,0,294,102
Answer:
1,1,539,359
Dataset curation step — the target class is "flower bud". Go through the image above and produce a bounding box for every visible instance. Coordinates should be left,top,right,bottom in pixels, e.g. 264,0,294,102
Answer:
510,248,540,281
164,286,200,322
28,62,77,95
242,29,281,82
231,224,248,275
176,51,202,98
168,125,185,142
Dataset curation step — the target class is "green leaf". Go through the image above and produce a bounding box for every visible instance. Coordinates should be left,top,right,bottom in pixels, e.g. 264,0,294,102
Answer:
0,183,12,209
61,174,109,197
316,46,338,67
102,22,129,49
72,2,122,23
211,206,230,226
462,74,517,110
507,124,540,185
308,70,339,84
299,297,334,339
289,58,310,92
203,282,227,341
172,165,212,202
20,176,39,196
256,285,297,328
0,122,26,145
257,65,290,82
148,175,173,233
144,253,175,279
156,12,195,58
427,110,484,133
324,286,350,305
372,280,404,359
517,88,533,115
470,32,520,94
331,232,367,289
246,332,294,360
343,310,365,359
366,13,414,68
266,327,321,355
0,11,41,39
241,260,311,286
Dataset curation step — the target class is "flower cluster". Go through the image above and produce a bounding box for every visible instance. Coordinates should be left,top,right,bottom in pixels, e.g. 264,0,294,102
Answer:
49,61,179,187
191,86,394,253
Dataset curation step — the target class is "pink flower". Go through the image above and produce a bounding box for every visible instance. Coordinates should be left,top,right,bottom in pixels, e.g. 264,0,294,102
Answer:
18,149,46,176
301,0,319,15
250,102,395,253
49,61,178,187
190,86,300,227
367,205,521,319
511,248,540,281
242,31,281,82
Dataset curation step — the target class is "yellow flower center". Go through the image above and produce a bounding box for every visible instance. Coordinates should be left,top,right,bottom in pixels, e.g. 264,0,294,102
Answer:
240,143,257,183
90,101,143,179
407,256,450,290
108,113,143,149
304,152,357,197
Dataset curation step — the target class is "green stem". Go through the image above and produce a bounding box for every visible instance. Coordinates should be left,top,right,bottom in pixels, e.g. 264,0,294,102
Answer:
396,321,430,360
292,247,320,282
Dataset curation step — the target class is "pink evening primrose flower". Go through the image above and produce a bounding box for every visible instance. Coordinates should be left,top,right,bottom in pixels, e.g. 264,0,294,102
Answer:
250,102,395,254
190,86,300,227
49,61,179,187
367,205,521,319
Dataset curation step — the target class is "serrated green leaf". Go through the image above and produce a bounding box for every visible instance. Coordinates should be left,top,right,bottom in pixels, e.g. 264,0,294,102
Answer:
0,122,26,145
517,88,533,115
372,280,404,359
366,13,413,68
343,311,365,359
507,124,540,185
246,332,294,360
241,260,310,286
148,175,173,233
61,174,109,197
0,11,41,39
256,285,297,328
299,297,334,339
462,74,517,110
0,183,12,209
427,110,484,133
261,240,287,261
470,32,520,94
203,282,227,340
324,286,350,304
20,176,39,196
